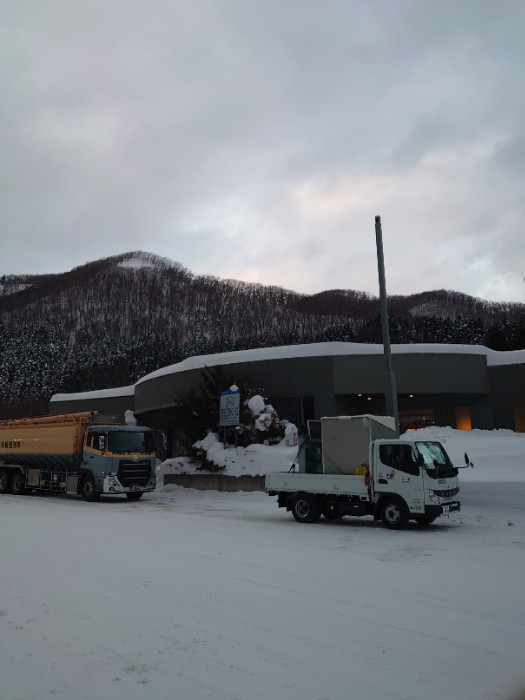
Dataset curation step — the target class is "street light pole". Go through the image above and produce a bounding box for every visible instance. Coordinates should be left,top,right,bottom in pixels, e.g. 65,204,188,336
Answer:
375,215,400,437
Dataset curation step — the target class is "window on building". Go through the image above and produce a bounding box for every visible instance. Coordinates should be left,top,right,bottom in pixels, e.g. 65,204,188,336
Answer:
455,407,472,431
399,408,434,432
514,405,525,433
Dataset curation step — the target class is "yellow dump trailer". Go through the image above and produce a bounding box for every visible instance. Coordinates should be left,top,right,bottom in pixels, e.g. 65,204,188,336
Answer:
0,412,157,501
0,412,95,469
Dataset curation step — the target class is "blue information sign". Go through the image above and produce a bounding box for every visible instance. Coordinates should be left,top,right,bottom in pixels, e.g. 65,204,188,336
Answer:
219,388,241,427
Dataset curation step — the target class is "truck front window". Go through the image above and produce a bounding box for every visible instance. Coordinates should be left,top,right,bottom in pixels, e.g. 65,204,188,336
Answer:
415,441,456,477
108,431,153,454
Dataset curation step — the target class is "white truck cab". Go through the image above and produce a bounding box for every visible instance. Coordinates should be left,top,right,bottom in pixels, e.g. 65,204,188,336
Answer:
370,438,460,525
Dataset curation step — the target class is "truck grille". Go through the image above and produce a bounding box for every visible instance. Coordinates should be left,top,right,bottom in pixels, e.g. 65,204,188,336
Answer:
118,460,152,486
435,487,459,498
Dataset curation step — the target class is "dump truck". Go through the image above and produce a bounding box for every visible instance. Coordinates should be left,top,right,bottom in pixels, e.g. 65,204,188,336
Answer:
266,415,467,529
0,412,157,501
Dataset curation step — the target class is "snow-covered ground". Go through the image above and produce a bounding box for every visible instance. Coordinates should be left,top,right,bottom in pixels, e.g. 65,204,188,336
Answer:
1,429,524,700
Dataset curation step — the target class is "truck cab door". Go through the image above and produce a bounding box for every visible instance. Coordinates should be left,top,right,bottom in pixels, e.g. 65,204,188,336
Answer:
373,441,425,514
84,431,108,485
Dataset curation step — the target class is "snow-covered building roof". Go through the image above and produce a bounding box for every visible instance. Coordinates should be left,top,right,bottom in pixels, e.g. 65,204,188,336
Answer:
136,342,525,386
49,342,525,433
50,385,135,403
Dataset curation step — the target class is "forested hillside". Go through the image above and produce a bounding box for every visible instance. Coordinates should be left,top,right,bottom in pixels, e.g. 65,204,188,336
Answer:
1,252,524,417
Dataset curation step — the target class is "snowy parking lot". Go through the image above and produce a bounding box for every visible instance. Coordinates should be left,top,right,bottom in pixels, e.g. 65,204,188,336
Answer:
1,476,524,700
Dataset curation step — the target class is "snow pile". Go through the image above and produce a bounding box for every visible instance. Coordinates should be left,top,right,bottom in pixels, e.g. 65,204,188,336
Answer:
124,410,137,425
159,393,299,478
246,394,265,415
158,433,299,478
403,426,525,482
158,424,525,483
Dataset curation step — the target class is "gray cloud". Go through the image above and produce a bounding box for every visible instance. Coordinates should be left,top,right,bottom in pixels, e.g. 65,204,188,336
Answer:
1,0,524,302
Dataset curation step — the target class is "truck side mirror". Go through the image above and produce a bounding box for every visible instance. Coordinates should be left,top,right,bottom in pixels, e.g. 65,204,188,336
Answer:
153,430,167,451
417,453,425,467
464,452,474,468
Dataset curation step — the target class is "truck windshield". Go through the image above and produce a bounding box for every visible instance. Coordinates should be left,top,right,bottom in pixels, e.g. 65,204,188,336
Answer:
108,431,154,454
414,441,457,478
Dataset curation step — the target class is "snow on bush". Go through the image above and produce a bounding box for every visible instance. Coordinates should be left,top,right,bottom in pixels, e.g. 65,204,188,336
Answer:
246,395,266,416
158,433,299,478
159,394,299,477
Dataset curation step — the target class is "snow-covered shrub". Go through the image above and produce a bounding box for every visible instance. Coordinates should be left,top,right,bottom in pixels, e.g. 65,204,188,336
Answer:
191,394,298,472
172,365,297,471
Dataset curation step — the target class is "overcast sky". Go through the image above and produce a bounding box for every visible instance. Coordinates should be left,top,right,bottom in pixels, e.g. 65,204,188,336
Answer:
2,0,524,302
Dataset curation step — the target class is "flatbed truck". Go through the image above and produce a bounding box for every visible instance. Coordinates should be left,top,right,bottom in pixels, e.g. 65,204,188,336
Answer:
266,415,466,529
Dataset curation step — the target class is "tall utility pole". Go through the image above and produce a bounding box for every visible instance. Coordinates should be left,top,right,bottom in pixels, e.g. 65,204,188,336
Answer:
374,215,400,437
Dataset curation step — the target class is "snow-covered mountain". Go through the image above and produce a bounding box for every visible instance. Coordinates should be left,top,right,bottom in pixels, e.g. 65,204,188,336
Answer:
2,251,522,338
0,251,524,415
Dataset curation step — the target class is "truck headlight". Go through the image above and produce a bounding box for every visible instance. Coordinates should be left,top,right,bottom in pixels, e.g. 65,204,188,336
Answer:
427,490,440,504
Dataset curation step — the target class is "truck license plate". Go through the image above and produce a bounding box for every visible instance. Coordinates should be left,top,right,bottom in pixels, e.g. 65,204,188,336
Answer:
442,505,450,514
131,484,140,491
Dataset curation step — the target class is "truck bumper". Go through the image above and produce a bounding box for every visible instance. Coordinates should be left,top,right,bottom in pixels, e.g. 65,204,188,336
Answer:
426,501,461,518
103,475,156,494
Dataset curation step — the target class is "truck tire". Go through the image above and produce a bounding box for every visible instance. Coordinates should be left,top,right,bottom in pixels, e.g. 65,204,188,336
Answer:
0,470,11,494
381,498,409,530
80,475,100,502
11,470,25,495
292,493,321,523
125,492,143,501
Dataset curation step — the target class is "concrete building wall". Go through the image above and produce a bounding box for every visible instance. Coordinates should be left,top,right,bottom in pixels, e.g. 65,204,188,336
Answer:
332,353,489,395
48,345,525,433
134,367,203,414
332,352,492,430
488,364,525,430
134,356,337,423
394,354,489,395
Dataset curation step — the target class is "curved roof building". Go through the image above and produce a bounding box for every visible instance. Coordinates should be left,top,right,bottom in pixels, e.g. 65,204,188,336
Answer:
50,343,525,454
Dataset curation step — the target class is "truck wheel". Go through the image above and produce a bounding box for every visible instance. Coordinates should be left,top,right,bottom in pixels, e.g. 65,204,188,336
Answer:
125,492,143,501
80,476,100,502
11,470,25,495
0,470,11,494
292,493,321,523
413,515,437,525
381,498,409,530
